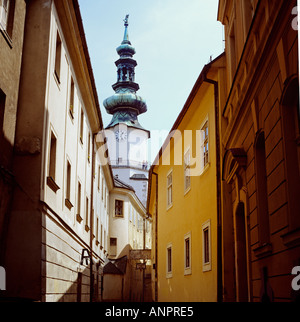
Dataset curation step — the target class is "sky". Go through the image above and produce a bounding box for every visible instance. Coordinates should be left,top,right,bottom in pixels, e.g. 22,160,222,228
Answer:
78,0,224,159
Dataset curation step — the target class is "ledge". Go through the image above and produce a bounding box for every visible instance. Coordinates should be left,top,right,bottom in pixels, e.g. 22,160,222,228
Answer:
0,27,12,48
47,176,60,193
281,228,300,247
76,214,83,224
253,243,273,258
65,199,73,210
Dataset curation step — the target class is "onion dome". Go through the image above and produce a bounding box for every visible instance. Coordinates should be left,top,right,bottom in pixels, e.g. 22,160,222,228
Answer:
104,15,147,128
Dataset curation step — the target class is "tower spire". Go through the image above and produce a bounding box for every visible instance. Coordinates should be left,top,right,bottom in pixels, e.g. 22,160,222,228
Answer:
103,15,147,129
122,14,130,44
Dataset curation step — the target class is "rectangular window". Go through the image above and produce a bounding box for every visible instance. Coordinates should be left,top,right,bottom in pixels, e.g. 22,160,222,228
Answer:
69,77,75,118
0,89,6,141
49,132,57,181
202,220,211,272
66,160,71,200
87,132,91,162
65,160,73,210
184,150,191,192
85,197,89,229
77,181,81,217
80,109,84,144
166,244,172,278
110,238,117,256
100,224,103,248
129,205,132,222
202,121,209,168
0,0,14,38
0,0,9,30
184,233,192,275
167,171,173,208
54,31,62,82
97,166,101,191
229,21,237,83
96,218,99,242
115,200,124,218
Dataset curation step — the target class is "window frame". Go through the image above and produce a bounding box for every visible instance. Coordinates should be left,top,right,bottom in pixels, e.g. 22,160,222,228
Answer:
200,117,210,175
166,169,173,210
166,243,173,278
202,220,212,272
114,199,124,218
184,232,192,275
184,148,191,194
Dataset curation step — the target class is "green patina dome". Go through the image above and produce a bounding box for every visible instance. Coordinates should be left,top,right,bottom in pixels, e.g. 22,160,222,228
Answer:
103,15,147,128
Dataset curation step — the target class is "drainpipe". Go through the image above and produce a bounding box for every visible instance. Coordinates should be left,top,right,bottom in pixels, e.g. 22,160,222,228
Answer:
151,171,158,302
89,134,96,302
203,76,222,303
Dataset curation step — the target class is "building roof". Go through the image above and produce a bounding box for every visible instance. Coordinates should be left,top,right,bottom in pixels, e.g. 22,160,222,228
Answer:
130,174,148,180
103,256,128,275
114,176,135,192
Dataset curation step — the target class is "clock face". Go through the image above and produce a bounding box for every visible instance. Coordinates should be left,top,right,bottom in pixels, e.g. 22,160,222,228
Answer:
115,130,128,141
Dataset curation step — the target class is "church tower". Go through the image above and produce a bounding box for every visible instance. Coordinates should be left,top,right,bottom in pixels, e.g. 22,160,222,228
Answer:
104,15,150,206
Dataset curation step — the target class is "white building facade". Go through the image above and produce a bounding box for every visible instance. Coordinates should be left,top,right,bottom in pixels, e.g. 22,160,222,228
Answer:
4,0,111,302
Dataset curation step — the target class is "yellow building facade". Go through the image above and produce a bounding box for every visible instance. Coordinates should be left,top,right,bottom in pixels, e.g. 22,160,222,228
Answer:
148,54,225,302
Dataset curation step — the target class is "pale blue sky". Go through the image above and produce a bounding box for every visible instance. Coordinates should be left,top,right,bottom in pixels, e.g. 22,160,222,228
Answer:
78,0,224,137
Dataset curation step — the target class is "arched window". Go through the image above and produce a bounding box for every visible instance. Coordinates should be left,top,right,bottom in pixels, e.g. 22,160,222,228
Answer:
281,76,300,236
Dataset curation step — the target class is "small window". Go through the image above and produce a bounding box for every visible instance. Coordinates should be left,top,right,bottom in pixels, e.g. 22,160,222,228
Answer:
66,160,71,200
65,160,73,210
167,171,173,208
0,89,6,141
184,150,191,192
49,131,57,181
229,21,237,83
201,121,209,168
166,244,172,278
115,200,124,218
69,77,75,118
80,109,84,144
0,0,14,36
87,132,91,163
54,31,62,82
97,166,101,191
202,220,211,272
110,238,117,246
96,218,99,242
77,181,82,219
85,197,89,230
100,224,103,248
184,233,192,275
